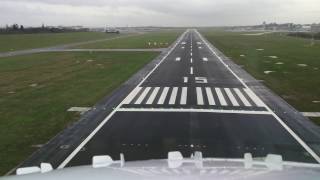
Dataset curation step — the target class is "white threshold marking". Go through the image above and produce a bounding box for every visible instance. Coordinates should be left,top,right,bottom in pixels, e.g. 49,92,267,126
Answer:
146,87,160,105
190,67,194,75
158,87,170,104
205,87,216,105
234,88,251,107
180,87,188,105
118,108,271,115
135,87,151,104
224,88,240,106
57,31,189,169
203,57,208,61
169,87,178,105
215,88,227,106
196,87,204,105
123,87,142,104
244,88,264,107
195,29,320,163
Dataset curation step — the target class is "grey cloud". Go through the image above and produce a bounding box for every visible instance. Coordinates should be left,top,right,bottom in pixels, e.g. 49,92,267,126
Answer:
0,0,319,27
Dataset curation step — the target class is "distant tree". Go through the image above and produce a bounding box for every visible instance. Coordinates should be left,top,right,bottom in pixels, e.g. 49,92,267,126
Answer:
12,24,19,30
20,25,24,31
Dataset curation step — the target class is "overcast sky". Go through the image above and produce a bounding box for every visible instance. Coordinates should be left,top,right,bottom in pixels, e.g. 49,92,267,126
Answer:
0,0,319,27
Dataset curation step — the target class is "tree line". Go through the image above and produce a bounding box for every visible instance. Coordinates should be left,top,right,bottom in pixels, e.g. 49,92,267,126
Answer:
0,24,89,34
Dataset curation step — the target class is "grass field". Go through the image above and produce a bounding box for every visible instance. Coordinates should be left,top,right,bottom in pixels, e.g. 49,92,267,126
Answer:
200,30,320,122
0,51,158,175
76,30,183,49
0,32,121,52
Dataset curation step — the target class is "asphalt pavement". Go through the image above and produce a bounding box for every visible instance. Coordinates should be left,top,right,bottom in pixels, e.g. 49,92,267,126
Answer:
14,29,320,174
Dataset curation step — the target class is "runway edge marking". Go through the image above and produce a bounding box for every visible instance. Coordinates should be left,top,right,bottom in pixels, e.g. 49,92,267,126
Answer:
195,29,320,163
57,30,189,168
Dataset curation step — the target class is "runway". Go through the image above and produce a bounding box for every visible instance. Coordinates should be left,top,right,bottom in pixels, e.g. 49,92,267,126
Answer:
56,29,320,167
15,29,320,173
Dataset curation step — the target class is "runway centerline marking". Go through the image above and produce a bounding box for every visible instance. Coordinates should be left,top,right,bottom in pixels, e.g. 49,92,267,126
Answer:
190,67,194,75
183,77,188,83
190,58,193,63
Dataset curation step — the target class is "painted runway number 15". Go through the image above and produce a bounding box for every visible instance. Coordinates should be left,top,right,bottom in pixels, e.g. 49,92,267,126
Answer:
183,77,208,83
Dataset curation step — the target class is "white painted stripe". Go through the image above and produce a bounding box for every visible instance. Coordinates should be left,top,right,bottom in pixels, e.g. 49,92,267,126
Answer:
58,31,189,169
158,87,170,104
183,77,188,83
118,108,271,115
203,57,208,61
196,87,204,105
190,58,193,63
224,88,240,106
123,87,142,104
302,112,320,117
169,87,178,105
199,46,202,49
190,52,193,56
146,87,160,104
190,67,194,75
180,87,187,105
195,30,320,163
205,87,215,105
175,57,181,61
215,88,227,106
244,88,264,107
234,88,251,107
135,87,151,104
